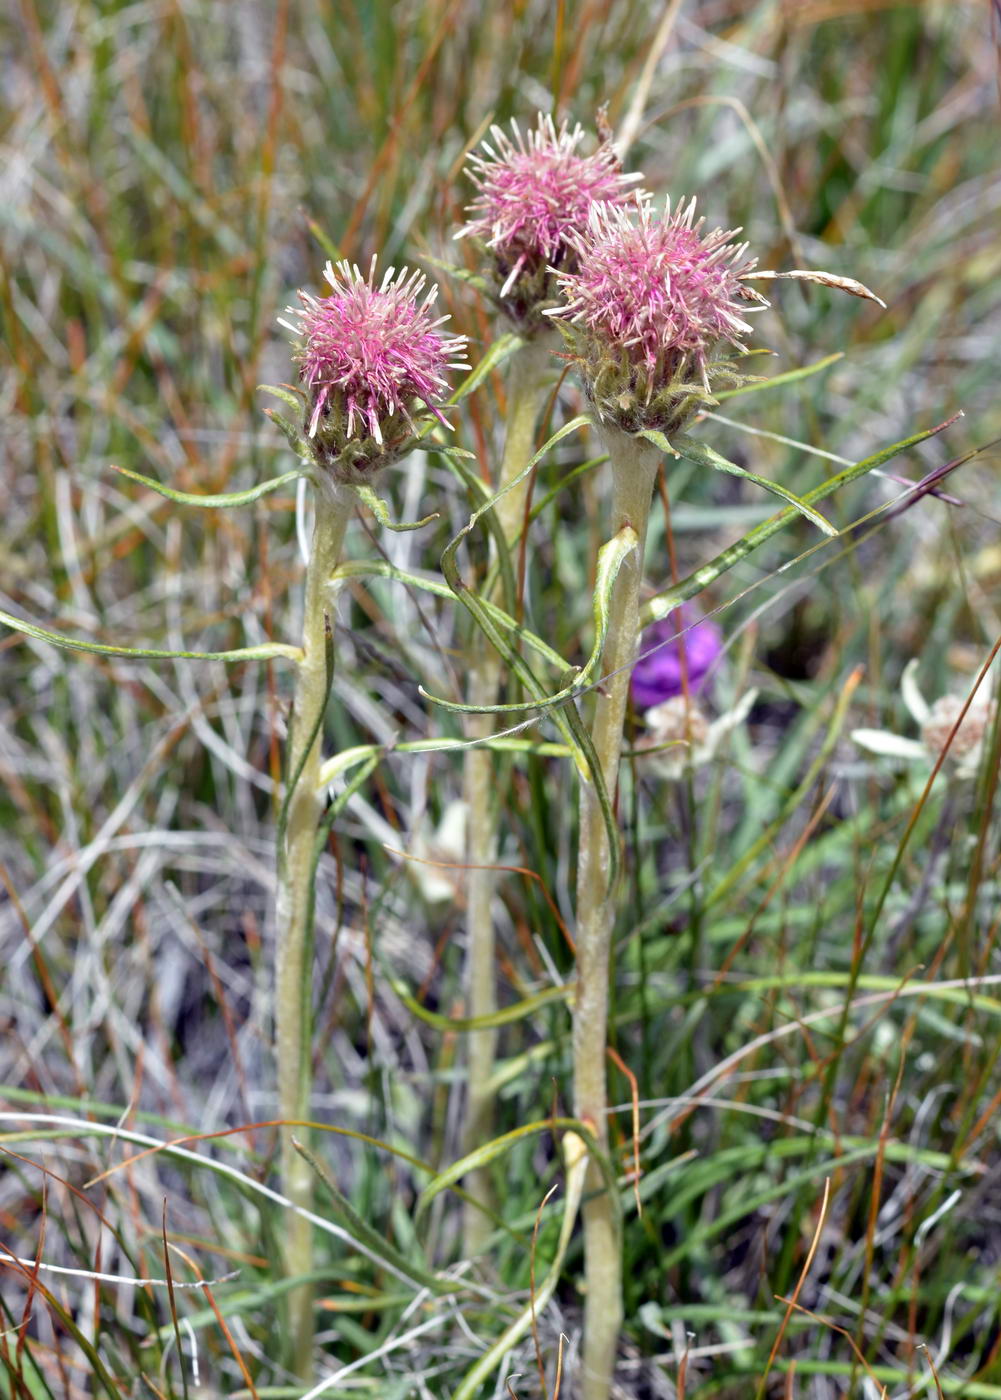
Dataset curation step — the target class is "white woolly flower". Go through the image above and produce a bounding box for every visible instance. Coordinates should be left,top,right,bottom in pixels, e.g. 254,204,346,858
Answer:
638,689,757,780
852,660,997,781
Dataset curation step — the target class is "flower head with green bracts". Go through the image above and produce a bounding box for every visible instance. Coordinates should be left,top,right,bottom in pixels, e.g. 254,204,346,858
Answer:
456,113,643,332
279,257,468,484
547,195,767,436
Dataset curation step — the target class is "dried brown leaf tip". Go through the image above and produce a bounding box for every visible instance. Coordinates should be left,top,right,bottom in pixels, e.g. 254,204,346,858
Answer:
741,268,887,308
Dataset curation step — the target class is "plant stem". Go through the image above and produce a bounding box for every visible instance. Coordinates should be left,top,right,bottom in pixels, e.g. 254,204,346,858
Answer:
461,336,551,1258
275,481,352,1380
574,427,660,1400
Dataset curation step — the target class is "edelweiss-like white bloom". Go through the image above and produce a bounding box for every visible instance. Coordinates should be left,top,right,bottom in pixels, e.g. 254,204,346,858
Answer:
638,689,757,780
852,660,997,781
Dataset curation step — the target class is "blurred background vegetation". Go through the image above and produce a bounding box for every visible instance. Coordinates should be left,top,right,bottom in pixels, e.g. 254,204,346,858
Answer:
2,1,1000,1396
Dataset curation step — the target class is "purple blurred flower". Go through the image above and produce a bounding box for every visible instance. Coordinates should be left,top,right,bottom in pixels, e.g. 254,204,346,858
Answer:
279,257,467,480
547,196,765,434
631,606,724,711
456,114,642,328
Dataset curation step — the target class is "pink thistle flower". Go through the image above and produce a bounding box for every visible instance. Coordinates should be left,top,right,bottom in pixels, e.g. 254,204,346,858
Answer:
279,258,468,482
547,196,766,435
456,113,643,330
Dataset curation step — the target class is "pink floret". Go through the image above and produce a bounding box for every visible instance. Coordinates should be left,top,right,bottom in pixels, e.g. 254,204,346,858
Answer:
458,114,642,297
552,197,761,386
279,259,468,446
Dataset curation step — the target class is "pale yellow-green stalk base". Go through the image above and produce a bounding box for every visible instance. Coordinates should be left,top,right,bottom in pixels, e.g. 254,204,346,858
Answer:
461,336,552,1259
573,428,660,1400
275,482,352,1380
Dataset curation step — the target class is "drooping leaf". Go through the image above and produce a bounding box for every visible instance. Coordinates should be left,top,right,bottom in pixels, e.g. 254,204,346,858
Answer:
641,415,962,625
110,464,310,509
353,483,439,532
669,432,838,537
0,608,302,664
292,1139,460,1297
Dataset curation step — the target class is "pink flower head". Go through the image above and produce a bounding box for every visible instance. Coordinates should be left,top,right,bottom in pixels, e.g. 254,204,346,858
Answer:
457,114,642,330
548,197,766,434
279,258,468,481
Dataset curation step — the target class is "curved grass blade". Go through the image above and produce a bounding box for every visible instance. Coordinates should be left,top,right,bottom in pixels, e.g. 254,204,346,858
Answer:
292,1139,461,1297
452,1132,589,1400
415,1117,603,1222
426,420,595,771
110,463,310,509
0,608,302,664
559,660,623,895
529,452,608,525
0,1251,122,1400
440,446,518,614
665,432,838,537
316,734,571,792
391,980,570,1032
421,524,637,718
258,383,305,413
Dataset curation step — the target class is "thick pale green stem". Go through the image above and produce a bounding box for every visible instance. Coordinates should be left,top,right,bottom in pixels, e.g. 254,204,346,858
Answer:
276,482,352,1380
462,337,552,1258
574,428,660,1400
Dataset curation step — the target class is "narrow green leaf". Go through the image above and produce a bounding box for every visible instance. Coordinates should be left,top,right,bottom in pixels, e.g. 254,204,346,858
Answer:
304,218,341,263
430,444,478,460
353,483,439,532
420,250,491,295
557,669,621,893
589,527,639,679
264,407,311,456
422,414,591,730
392,980,570,1032
448,331,525,404
415,1116,596,1220
258,382,305,412
714,351,843,401
636,426,680,457
110,464,310,509
0,608,302,664
528,453,608,524
438,447,518,613
331,559,570,673
640,414,961,625
420,518,638,718
317,735,571,791
672,432,838,536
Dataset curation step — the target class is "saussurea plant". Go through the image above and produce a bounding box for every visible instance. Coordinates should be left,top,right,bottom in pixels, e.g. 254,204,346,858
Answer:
270,256,467,1374
455,115,641,1254
544,192,770,1400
